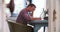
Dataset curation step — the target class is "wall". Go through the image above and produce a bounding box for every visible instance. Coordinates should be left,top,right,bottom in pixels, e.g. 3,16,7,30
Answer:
0,0,10,32
46,0,60,32
0,0,3,32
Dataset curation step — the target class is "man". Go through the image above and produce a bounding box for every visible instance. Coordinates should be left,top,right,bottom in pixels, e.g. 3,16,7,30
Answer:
16,4,36,25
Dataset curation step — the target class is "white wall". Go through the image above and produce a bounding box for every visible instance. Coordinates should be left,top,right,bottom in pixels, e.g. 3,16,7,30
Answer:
0,0,10,32
0,0,4,32
47,0,60,32
55,0,60,32
0,0,3,32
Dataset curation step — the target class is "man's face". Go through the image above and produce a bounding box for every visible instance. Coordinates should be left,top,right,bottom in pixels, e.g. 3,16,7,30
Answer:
29,6,35,12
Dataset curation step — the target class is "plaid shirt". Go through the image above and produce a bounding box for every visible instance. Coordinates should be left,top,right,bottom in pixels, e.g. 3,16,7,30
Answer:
16,8,31,25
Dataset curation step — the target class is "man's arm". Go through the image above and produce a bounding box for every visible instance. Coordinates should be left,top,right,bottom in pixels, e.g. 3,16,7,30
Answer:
23,11,32,21
24,13,41,20
32,18,41,20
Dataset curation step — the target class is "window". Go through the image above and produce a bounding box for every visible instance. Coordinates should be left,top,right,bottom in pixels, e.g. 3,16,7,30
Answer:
5,0,26,16
14,0,26,14
32,0,46,18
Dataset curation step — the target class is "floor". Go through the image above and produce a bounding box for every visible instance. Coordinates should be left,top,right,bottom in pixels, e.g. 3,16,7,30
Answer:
38,27,48,32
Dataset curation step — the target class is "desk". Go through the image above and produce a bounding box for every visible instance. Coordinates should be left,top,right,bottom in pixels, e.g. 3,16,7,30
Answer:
29,20,48,32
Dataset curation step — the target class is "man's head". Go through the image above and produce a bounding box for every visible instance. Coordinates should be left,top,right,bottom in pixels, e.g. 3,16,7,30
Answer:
27,4,36,12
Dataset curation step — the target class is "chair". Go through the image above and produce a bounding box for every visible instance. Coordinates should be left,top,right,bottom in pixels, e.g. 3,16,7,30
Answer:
7,21,33,32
